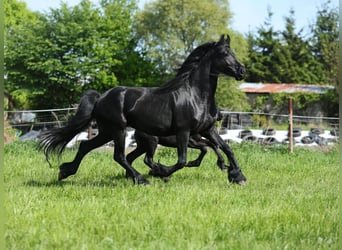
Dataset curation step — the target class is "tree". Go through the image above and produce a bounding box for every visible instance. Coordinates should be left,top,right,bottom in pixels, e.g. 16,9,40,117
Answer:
245,9,284,83
310,0,339,116
4,0,40,108
280,9,324,84
5,0,158,109
135,0,235,73
247,8,338,114
215,78,250,111
310,0,339,87
245,7,329,85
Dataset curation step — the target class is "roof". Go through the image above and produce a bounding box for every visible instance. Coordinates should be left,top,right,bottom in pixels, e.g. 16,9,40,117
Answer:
239,83,334,94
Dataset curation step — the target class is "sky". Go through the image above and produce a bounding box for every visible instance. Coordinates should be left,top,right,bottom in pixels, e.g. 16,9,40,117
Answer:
24,0,338,34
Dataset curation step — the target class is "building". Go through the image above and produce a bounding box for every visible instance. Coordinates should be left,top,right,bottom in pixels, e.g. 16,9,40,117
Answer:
239,82,335,118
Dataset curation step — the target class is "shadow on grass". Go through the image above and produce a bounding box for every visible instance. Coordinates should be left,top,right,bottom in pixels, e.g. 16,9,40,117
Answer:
22,173,162,188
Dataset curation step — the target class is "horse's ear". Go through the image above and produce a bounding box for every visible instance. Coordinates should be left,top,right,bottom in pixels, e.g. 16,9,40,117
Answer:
225,34,231,44
218,34,225,44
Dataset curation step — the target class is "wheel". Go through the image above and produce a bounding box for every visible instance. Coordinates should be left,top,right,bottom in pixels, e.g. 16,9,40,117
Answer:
288,127,301,137
301,136,313,144
262,128,276,136
310,128,324,135
262,137,277,145
242,135,257,142
239,129,252,138
330,129,339,136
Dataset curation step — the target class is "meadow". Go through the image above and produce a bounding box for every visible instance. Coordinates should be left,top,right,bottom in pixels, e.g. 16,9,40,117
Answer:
4,140,339,249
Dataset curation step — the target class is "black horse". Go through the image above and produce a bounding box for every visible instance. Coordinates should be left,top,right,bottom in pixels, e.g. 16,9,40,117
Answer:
126,128,227,176
40,34,247,185
125,57,228,175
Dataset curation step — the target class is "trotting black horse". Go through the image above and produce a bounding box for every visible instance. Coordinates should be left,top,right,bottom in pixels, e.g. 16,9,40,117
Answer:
125,113,227,178
125,59,228,175
125,128,227,178
40,34,247,185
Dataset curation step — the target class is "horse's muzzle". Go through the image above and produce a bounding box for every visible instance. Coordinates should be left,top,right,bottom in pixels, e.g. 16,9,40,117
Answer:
235,66,246,80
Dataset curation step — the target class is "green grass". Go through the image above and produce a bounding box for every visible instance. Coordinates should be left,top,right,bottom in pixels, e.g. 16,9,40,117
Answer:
4,141,339,249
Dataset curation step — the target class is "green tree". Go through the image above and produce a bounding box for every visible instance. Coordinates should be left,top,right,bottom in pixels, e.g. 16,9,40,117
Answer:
216,78,250,111
310,0,338,87
4,0,39,108
246,8,329,85
135,0,236,73
280,9,324,84
245,9,284,83
5,0,157,109
310,0,339,116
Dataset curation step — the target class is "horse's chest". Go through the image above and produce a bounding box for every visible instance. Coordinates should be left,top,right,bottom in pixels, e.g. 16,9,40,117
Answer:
193,113,216,131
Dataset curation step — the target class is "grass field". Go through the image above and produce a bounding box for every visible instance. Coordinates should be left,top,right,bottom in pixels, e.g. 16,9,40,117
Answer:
4,141,339,249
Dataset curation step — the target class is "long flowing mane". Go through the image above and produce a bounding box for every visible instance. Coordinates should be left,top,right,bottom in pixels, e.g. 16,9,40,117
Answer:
177,42,215,76
154,42,215,94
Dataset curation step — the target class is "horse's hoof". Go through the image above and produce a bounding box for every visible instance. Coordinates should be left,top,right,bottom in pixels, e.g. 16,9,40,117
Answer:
148,167,167,177
186,161,200,168
162,177,170,183
134,176,150,185
238,180,247,186
125,171,133,179
221,165,229,171
58,171,67,181
149,169,159,177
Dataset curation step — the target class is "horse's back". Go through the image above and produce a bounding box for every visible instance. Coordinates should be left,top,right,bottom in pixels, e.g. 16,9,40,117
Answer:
94,86,172,134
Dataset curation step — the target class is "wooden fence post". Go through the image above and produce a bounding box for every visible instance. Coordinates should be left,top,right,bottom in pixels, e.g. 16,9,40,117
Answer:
88,126,92,140
288,98,293,153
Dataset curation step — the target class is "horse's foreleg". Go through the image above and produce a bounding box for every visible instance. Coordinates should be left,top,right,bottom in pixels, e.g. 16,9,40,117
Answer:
125,146,145,178
113,129,149,185
207,141,227,171
202,127,246,185
58,132,111,180
149,131,190,178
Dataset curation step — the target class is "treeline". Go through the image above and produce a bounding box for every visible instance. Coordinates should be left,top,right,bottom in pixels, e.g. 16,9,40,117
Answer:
4,0,338,115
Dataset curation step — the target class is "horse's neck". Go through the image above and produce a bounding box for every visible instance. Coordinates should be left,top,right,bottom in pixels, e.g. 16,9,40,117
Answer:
209,74,218,97
191,63,218,102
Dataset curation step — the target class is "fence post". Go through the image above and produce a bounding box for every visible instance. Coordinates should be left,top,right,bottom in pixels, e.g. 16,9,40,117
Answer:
288,98,293,153
88,126,92,140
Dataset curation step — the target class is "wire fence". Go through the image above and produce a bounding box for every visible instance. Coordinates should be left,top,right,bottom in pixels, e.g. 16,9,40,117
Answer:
4,107,339,147
4,107,339,131
219,111,339,130
4,107,77,132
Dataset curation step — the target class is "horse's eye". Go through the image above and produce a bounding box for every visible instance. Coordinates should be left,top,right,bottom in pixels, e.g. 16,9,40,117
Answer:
223,50,230,56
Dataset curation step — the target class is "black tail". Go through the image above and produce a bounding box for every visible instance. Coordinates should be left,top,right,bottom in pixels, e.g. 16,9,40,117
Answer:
39,90,101,163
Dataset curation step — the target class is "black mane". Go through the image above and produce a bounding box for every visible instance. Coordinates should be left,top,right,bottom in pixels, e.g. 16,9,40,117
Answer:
154,42,215,94
177,42,215,76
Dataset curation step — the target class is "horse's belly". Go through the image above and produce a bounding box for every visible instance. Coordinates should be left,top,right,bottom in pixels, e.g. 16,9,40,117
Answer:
126,110,173,136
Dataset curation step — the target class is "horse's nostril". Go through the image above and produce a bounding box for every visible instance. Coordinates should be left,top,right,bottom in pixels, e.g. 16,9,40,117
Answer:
239,67,246,76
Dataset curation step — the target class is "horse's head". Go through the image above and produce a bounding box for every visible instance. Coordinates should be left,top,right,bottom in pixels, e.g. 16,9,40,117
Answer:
211,34,246,80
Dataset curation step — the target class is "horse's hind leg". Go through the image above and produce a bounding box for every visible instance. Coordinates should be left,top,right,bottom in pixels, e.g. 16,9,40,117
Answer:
149,131,190,178
186,146,207,167
186,137,226,170
112,129,149,185
58,132,111,180
126,132,158,178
